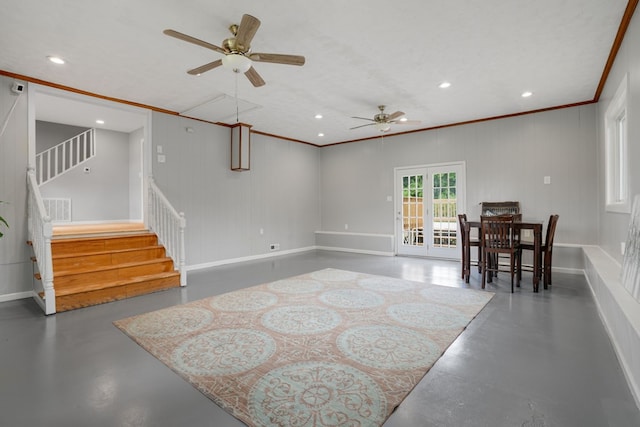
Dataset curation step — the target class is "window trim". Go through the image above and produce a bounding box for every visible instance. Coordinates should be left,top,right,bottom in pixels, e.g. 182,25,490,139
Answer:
605,74,630,214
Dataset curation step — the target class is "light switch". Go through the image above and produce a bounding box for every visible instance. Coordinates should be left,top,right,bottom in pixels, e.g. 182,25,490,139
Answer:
157,145,163,154
544,176,551,185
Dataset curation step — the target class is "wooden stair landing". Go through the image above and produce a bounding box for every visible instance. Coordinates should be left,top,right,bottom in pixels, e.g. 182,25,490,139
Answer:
41,226,180,312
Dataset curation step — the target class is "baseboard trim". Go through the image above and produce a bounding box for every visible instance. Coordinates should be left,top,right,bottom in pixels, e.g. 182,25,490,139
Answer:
315,246,395,257
186,246,317,271
0,290,34,303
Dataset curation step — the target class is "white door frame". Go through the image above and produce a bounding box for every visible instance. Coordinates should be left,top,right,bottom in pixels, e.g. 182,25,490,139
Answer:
394,161,466,259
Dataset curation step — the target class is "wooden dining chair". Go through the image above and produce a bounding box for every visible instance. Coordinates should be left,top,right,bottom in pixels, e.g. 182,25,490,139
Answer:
481,215,520,292
458,214,481,283
517,214,559,288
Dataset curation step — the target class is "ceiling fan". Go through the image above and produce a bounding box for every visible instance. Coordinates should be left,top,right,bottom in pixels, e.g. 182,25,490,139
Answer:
164,14,305,87
351,105,421,132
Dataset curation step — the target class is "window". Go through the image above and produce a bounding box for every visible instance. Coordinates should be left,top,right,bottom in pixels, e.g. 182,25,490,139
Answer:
432,171,457,248
605,74,629,213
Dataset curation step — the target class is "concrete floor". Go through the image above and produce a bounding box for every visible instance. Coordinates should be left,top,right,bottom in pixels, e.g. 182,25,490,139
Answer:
1,250,639,427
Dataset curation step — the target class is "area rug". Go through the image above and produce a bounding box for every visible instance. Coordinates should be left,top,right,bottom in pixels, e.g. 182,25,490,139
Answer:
114,268,493,426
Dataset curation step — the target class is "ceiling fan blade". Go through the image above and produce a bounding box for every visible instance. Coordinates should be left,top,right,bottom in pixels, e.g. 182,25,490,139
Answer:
393,120,422,125
163,29,227,55
249,53,305,66
244,66,266,87
187,59,223,75
236,14,261,48
351,116,375,122
350,123,376,130
386,111,405,121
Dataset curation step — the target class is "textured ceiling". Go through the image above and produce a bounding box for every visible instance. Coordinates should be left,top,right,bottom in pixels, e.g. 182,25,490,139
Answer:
0,0,631,145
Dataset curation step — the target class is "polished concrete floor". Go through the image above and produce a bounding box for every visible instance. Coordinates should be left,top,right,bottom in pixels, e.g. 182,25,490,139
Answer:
1,250,639,427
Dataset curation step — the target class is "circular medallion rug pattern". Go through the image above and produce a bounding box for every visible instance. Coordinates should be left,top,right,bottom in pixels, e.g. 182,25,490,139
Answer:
114,268,494,427
319,288,385,309
248,361,387,427
267,278,325,294
262,305,342,335
173,328,276,376
336,325,441,370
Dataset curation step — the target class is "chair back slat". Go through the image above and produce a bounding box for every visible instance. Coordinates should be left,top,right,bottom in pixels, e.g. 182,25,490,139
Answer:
545,214,560,248
481,215,517,249
458,214,468,246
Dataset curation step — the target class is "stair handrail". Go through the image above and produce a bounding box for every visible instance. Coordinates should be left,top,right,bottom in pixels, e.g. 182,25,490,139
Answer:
36,128,95,185
148,178,186,286
26,167,56,314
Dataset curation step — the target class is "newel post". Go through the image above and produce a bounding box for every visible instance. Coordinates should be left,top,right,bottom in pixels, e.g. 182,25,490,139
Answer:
179,212,187,286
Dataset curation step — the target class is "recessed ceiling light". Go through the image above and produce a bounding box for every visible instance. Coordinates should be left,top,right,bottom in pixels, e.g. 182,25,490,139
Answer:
315,114,323,119
96,119,105,124
521,91,533,98
318,133,324,137
47,56,65,65
399,117,408,122
439,81,451,89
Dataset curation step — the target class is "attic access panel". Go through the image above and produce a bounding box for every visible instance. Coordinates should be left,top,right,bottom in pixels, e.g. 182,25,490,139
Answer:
180,94,262,124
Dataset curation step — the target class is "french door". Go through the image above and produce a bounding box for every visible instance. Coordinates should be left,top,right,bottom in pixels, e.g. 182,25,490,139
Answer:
395,163,465,259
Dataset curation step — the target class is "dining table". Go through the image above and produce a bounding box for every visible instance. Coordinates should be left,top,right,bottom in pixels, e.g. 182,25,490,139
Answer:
465,219,544,292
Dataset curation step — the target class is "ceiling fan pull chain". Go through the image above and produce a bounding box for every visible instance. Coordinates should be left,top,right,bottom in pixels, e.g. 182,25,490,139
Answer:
235,72,240,123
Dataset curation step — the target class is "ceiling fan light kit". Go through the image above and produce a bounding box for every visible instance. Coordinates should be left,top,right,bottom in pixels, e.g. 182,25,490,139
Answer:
222,54,252,73
376,122,391,132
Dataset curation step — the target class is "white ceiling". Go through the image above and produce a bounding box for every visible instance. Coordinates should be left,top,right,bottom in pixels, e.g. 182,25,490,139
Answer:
0,0,630,145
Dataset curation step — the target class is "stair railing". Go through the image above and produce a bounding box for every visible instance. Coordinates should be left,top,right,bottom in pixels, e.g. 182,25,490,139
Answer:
36,128,95,185
27,167,56,314
148,178,186,286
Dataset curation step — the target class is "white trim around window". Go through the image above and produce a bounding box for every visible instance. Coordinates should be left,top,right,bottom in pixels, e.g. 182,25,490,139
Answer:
605,73,630,214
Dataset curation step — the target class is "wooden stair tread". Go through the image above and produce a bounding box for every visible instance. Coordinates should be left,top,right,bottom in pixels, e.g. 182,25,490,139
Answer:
52,245,165,260
53,257,174,277
53,271,180,296
52,222,147,237
52,231,156,244
31,228,181,313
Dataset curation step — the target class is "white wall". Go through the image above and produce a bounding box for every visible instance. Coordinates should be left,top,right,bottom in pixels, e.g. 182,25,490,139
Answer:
597,9,640,263
320,105,598,249
151,112,321,269
590,5,640,406
39,128,131,221
36,121,89,151
0,76,31,299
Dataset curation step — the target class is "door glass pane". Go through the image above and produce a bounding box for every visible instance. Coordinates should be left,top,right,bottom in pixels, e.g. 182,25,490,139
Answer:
432,171,457,248
402,173,424,247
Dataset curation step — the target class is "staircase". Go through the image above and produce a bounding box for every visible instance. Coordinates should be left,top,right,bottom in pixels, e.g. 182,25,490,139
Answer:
38,228,181,312
36,128,95,185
